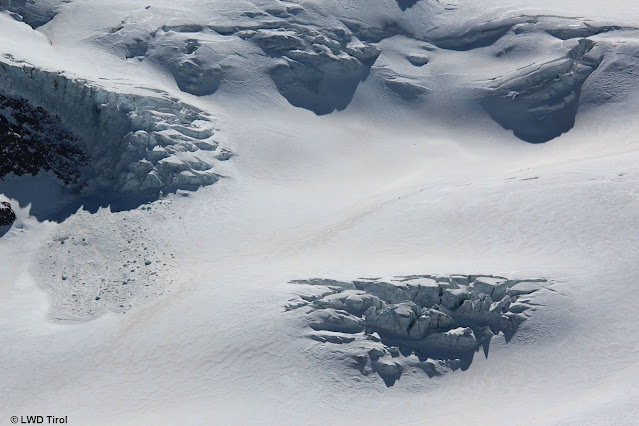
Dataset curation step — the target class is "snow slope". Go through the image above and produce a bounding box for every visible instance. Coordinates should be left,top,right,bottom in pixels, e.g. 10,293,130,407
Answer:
1,0,639,424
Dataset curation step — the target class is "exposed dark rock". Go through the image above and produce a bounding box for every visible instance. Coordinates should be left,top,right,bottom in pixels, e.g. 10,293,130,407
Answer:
0,201,15,227
0,92,89,185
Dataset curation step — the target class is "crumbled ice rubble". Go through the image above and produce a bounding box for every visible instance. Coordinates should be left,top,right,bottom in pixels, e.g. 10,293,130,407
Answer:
0,57,232,194
287,275,549,387
33,204,179,321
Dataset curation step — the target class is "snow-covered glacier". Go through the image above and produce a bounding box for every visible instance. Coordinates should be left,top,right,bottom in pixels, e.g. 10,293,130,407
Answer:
2,0,639,424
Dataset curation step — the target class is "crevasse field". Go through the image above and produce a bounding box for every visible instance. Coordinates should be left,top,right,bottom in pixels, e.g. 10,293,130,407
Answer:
1,1,639,424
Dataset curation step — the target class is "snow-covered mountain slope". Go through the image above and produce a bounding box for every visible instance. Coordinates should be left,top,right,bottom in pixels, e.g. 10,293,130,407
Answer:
2,1,639,424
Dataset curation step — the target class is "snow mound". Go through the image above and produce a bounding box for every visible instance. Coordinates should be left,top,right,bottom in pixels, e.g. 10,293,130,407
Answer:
288,274,549,387
0,57,232,196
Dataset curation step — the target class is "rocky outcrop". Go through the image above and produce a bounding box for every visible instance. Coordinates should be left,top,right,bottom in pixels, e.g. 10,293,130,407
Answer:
0,91,88,186
0,201,15,227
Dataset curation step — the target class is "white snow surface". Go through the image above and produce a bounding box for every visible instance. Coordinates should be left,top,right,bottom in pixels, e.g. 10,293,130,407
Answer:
2,0,639,424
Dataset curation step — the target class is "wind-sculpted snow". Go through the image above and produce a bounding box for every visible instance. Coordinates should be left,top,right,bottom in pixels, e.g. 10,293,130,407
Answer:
287,275,549,387
0,58,232,204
